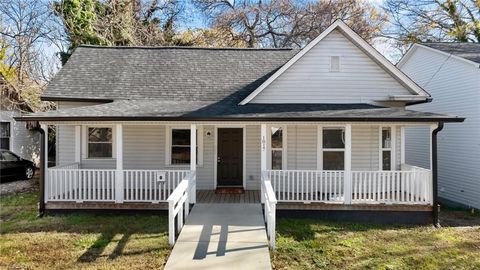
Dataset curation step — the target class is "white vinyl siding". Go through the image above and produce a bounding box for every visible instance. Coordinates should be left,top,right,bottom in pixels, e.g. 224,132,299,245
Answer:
55,122,406,191
351,125,380,171
0,110,40,165
286,125,317,170
246,125,261,190
250,30,412,104
56,101,105,166
401,46,480,209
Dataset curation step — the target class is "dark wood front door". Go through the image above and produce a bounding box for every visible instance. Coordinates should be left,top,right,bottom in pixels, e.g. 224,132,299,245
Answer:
217,128,243,186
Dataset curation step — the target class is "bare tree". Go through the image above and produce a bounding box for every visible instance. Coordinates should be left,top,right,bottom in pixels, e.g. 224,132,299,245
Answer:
383,0,480,52
195,0,387,48
0,0,56,112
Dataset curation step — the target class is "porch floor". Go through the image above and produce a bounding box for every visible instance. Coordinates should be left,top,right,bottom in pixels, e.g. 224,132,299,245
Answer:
196,190,261,204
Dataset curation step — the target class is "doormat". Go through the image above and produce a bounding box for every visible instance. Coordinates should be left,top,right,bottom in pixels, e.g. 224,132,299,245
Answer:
215,188,245,194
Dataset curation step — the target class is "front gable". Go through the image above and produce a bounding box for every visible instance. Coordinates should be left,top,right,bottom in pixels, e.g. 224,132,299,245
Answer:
241,20,429,105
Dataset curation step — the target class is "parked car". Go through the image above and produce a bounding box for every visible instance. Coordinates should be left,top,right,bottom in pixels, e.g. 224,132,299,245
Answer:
0,149,35,181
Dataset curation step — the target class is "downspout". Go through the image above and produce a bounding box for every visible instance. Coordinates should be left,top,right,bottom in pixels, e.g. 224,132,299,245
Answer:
432,122,444,227
37,126,46,217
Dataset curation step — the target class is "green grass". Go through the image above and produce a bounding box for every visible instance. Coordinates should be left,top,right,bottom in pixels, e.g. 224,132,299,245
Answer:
0,190,171,269
2,189,480,270
273,218,480,270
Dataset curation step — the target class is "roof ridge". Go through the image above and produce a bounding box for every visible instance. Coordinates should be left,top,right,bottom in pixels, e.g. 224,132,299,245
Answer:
77,44,295,51
420,42,480,45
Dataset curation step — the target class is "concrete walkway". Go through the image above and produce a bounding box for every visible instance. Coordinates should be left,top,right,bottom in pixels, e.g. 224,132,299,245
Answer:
164,204,272,270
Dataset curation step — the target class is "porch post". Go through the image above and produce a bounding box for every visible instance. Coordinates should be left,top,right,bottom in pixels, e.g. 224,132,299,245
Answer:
261,124,267,203
344,124,352,204
115,124,124,203
74,126,81,163
190,124,197,203
400,126,405,164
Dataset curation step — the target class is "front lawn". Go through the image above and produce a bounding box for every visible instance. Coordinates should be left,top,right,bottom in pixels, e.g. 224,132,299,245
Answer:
1,188,479,270
0,191,170,269
273,215,480,270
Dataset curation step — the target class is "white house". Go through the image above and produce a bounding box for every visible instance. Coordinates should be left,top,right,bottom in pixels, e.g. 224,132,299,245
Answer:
1,74,40,165
17,20,463,247
398,42,480,210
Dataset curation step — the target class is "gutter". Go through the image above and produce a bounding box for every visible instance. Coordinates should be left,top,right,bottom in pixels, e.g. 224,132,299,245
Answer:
37,126,46,216
432,122,444,227
14,115,465,123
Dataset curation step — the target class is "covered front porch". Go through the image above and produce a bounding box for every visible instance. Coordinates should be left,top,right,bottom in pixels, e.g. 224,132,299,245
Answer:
41,121,435,208
39,121,439,248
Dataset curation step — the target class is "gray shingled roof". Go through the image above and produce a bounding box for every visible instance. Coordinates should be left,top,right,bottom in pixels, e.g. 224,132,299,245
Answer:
21,45,463,122
44,45,298,101
18,99,463,122
421,42,480,64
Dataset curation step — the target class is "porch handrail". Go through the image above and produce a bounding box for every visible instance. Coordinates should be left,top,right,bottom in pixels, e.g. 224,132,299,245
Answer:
167,170,196,246
48,162,80,170
261,171,277,249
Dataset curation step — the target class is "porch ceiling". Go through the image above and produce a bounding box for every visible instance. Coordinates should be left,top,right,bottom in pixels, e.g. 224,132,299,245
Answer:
16,99,463,123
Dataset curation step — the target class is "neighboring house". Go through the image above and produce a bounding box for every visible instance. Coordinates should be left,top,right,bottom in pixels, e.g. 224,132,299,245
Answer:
0,74,40,165
17,20,463,246
398,43,480,210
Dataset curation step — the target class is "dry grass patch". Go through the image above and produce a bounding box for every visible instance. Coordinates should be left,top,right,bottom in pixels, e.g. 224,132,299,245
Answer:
273,217,480,270
0,190,170,269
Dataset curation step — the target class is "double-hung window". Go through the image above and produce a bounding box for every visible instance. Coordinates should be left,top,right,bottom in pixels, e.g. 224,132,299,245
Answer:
0,122,10,150
171,129,192,165
271,127,284,170
87,127,113,158
168,127,202,165
381,127,392,170
322,128,345,170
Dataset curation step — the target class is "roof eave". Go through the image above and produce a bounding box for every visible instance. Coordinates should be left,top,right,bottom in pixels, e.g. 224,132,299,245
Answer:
14,115,465,123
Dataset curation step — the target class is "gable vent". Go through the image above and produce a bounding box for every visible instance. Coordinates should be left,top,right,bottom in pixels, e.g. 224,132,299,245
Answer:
330,56,340,72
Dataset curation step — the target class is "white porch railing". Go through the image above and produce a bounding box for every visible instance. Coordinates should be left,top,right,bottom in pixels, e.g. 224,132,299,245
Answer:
264,165,432,205
45,165,192,203
123,170,190,202
46,166,116,202
261,171,277,249
266,170,345,203
167,170,196,246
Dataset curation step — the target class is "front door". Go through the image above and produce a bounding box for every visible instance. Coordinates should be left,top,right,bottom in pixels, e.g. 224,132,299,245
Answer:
217,128,243,187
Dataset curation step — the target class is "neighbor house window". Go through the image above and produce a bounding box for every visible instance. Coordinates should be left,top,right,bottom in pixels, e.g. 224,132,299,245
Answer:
0,122,11,150
271,127,284,170
381,127,392,170
330,56,340,72
88,127,113,158
322,128,345,170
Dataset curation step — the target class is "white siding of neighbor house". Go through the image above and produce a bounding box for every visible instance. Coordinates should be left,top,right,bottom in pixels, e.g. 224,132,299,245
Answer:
250,30,412,104
400,46,480,209
0,110,40,165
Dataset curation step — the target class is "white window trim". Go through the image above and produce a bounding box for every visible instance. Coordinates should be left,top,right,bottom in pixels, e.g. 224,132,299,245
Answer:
379,126,396,171
82,125,116,160
165,125,203,167
318,125,346,171
268,125,287,170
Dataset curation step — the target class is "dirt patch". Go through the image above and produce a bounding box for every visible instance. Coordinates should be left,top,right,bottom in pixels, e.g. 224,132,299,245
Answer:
440,208,480,227
0,176,39,196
